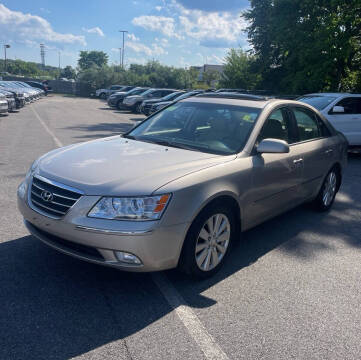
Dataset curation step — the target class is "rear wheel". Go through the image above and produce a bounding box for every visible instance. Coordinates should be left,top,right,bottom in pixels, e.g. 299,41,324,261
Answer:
313,168,339,211
179,204,236,279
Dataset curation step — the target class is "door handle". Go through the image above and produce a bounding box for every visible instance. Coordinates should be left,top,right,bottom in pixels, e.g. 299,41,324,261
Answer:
293,158,304,165
325,149,334,155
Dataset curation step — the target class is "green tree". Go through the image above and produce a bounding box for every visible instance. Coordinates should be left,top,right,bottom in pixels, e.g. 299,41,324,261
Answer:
60,65,76,79
202,69,220,87
243,0,361,93
220,49,261,89
78,51,108,71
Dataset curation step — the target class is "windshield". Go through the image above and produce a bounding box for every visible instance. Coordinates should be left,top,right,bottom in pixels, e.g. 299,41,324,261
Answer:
161,92,184,101
126,88,147,96
127,101,260,155
298,95,337,110
139,89,155,96
175,92,198,101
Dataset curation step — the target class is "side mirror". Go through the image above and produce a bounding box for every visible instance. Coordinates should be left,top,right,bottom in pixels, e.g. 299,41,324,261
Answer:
332,106,344,113
257,138,290,154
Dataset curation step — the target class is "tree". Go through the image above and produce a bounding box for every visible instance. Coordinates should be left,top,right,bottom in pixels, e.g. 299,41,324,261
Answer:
220,49,261,90
78,51,108,71
243,0,361,93
60,65,76,79
202,69,220,86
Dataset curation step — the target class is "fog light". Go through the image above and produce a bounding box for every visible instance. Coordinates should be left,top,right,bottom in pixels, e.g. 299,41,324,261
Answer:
18,181,26,198
114,251,142,265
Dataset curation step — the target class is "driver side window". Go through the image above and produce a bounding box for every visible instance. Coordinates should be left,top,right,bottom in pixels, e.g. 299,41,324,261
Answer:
258,108,293,144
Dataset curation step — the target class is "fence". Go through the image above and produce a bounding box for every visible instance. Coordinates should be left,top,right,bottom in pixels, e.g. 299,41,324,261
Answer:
3,76,93,97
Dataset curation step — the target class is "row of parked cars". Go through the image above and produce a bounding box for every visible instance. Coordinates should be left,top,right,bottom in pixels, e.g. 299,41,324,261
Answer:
0,81,47,115
96,85,361,147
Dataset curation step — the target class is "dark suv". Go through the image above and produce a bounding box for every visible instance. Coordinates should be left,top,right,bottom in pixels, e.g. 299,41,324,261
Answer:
107,87,149,110
140,91,185,115
122,88,177,113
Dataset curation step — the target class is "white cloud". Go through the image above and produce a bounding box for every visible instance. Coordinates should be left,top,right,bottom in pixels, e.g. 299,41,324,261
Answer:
82,26,104,37
127,40,167,56
127,33,139,42
178,9,246,47
155,6,162,11
0,4,86,45
132,15,182,39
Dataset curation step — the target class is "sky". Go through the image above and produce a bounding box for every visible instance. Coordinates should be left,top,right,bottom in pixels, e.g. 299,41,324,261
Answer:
0,0,250,69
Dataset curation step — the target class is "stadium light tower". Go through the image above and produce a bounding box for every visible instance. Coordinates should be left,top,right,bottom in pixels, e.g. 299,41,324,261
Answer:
40,43,45,69
3,44,10,72
119,30,128,68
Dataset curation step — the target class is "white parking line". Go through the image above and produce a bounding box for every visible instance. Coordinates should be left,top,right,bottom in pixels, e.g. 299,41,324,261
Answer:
152,273,229,360
30,103,228,360
31,105,63,147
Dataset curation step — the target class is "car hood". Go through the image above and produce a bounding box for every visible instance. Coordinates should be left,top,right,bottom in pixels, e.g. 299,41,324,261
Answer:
37,136,235,196
155,101,173,106
143,99,162,105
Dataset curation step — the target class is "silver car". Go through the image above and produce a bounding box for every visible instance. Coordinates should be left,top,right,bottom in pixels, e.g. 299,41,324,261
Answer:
17,93,348,278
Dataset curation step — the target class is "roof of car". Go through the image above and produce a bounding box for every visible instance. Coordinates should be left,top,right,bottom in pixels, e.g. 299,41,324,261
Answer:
181,95,273,108
302,92,353,97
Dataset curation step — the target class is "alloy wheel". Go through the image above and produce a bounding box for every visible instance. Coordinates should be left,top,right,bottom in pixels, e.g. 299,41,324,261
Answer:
195,213,230,271
322,171,337,207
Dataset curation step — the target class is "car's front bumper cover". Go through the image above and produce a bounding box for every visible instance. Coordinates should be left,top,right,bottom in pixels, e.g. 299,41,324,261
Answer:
18,184,188,272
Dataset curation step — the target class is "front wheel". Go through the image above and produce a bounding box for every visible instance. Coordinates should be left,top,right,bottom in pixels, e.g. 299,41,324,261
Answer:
179,204,236,279
313,168,339,211
134,103,142,113
99,93,106,99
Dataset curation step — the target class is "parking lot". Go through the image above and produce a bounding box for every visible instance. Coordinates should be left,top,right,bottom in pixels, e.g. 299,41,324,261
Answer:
1,95,361,360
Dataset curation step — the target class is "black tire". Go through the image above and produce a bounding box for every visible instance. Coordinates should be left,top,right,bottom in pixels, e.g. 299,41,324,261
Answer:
134,103,142,113
99,93,106,100
312,167,340,212
116,100,123,110
179,203,236,279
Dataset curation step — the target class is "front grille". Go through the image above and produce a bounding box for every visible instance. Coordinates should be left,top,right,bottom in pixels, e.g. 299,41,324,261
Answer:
32,223,103,261
30,176,82,218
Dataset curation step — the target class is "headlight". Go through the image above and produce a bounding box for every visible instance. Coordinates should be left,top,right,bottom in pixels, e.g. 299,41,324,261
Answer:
18,159,39,198
88,194,171,221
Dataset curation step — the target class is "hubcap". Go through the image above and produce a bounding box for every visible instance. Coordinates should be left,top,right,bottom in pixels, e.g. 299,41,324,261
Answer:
195,214,230,272
322,171,337,207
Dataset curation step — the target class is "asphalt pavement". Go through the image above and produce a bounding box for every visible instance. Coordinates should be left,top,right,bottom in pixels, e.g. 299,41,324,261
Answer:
0,95,360,360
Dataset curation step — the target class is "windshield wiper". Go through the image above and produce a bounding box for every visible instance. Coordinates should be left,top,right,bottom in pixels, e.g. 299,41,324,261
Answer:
122,134,136,140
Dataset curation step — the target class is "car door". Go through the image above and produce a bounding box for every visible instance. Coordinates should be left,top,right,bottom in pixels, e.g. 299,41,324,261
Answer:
246,107,304,227
289,106,337,200
327,96,361,146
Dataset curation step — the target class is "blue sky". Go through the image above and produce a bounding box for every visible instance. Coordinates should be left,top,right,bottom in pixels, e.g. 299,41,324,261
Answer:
0,0,250,69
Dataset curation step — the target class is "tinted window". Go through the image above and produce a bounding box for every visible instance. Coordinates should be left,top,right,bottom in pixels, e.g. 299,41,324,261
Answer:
292,107,321,141
298,95,337,110
315,114,331,137
259,108,295,144
334,97,361,114
128,102,261,155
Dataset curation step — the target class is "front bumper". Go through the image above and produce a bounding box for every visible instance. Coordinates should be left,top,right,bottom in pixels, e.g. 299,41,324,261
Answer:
0,100,8,113
107,97,120,107
17,183,188,272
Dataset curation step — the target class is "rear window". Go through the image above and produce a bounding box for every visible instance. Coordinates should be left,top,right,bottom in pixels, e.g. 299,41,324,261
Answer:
298,95,337,110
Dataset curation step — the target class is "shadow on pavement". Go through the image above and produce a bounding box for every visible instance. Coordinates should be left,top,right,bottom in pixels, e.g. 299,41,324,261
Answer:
1,156,360,359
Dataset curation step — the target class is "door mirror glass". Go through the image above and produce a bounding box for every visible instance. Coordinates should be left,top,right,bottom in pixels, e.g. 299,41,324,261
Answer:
332,106,345,113
257,139,290,154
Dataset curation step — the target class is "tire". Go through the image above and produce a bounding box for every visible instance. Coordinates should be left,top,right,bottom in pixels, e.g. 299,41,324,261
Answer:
116,100,123,110
99,93,106,100
134,103,142,113
179,203,236,279
312,167,340,211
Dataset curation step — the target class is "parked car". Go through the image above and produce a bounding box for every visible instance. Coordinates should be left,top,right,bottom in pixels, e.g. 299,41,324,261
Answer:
149,90,204,114
0,92,8,115
0,90,16,112
14,81,45,98
96,85,134,99
18,93,348,279
0,83,25,108
107,87,149,110
122,88,177,113
140,91,185,116
298,93,361,146
25,81,52,95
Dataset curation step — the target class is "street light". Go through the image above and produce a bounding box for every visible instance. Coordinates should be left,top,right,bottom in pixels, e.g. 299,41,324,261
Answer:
119,30,128,68
3,44,10,73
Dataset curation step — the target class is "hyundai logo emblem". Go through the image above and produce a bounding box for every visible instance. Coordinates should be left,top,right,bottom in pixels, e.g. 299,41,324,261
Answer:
41,190,53,202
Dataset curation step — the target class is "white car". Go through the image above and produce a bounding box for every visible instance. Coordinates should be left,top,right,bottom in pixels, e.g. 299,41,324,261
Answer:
298,93,361,146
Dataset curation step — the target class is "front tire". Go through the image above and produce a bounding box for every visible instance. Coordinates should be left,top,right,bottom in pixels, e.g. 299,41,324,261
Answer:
179,204,236,279
313,168,339,211
134,103,142,113
99,93,106,99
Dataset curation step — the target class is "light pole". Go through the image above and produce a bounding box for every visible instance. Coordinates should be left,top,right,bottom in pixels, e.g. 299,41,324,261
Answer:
119,30,128,68
3,44,10,73
118,48,122,66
